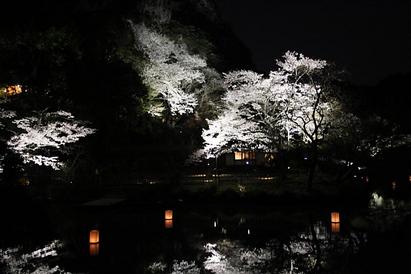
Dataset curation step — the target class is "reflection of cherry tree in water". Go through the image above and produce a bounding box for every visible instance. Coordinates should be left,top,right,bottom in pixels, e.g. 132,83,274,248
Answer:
0,240,68,274
201,222,366,274
144,218,367,274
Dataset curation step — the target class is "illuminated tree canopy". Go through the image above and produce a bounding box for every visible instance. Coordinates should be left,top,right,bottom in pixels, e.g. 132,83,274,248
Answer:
4,111,95,170
129,22,208,116
199,52,351,159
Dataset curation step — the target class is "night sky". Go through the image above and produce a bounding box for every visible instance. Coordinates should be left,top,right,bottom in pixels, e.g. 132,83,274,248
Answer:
216,0,411,85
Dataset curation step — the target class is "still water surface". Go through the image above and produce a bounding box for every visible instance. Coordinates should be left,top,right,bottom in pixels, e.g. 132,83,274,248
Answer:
1,194,410,273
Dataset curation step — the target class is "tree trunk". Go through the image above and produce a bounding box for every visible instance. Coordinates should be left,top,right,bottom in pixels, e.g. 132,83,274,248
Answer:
309,215,322,272
277,149,288,182
307,144,318,191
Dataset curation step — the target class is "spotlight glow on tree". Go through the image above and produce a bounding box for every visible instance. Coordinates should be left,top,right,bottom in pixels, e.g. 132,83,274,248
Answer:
198,51,354,188
7,111,96,170
129,22,207,116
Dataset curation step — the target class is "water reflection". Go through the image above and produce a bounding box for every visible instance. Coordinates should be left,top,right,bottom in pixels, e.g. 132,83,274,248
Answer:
331,212,341,233
2,200,411,274
89,230,100,256
331,222,340,233
165,219,173,229
164,210,173,229
89,243,99,256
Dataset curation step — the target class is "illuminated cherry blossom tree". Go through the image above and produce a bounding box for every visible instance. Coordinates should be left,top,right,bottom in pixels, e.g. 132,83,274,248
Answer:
129,22,207,116
198,51,353,188
6,111,95,170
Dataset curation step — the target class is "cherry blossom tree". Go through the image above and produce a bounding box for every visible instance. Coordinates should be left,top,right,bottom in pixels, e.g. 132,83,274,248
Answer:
6,111,95,170
199,70,271,159
129,22,207,117
198,51,354,189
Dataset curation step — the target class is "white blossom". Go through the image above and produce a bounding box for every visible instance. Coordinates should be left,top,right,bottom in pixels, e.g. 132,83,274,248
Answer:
276,51,327,73
0,108,17,130
204,243,239,274
359,134,411,157
0,108,17,119
0,155,3,174
0,240,68,274
147,261,167,273
7,111,96,170
204,241,273,274
198,51,340,158
129,22,207,116
172,260,200,274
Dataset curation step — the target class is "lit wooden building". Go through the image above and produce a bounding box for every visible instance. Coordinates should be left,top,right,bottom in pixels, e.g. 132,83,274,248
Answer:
221,150,274,167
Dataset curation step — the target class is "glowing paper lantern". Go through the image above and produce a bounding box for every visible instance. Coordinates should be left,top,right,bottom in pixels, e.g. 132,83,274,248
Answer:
89,230,100,256
392,182,396,190
331,212,340,223
165,210,173,220
331,212,340,233
164,210,173,229
89,230,99,244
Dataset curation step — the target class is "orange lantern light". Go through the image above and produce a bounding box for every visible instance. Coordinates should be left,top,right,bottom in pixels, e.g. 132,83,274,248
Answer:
89,230,99,244
331,222,340,233
331,212,340,233
89,243,99,256
165,219,173,229
331,212,340,223
5,85,23,96
165,210,173,220
18,177,30,186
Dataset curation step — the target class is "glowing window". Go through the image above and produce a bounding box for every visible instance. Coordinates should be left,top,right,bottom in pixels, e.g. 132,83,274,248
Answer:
4,85,23,96
234,151,256,160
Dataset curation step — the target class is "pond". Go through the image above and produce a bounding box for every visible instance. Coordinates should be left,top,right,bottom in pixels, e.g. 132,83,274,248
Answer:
1,194,411,274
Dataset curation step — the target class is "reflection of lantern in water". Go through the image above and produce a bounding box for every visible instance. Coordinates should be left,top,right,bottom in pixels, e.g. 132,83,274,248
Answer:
89,243,99,256
89,230,100,256
18,177,30,186
165,210,173,229
331,222,340,233
331,212,340,233
89,230,99,244
165,219,173,229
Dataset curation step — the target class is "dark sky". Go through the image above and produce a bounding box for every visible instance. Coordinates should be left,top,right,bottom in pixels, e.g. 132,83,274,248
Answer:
215,0,411,85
